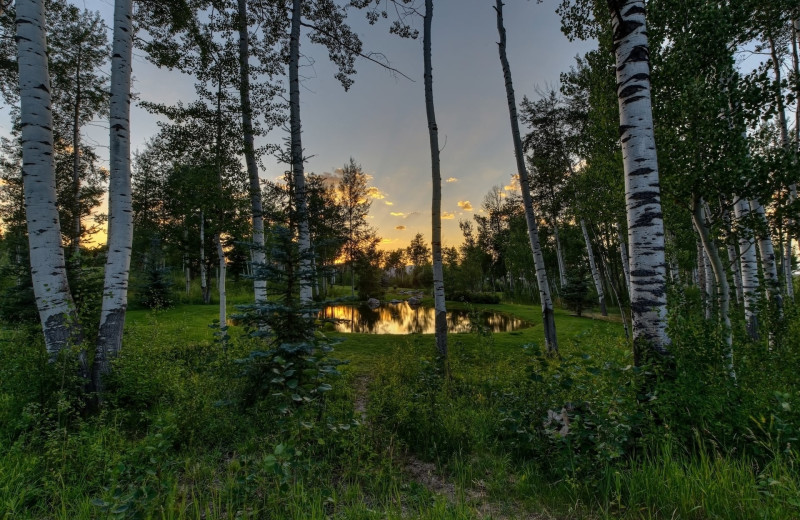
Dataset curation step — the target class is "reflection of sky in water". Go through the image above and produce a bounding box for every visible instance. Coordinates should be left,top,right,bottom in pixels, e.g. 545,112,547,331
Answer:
319,303,532,334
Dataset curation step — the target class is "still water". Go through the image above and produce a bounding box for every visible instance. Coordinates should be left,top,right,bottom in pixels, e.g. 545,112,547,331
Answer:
320,302,532,334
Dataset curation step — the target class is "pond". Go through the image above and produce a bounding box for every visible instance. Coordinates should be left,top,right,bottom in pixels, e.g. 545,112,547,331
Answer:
319,302,532,334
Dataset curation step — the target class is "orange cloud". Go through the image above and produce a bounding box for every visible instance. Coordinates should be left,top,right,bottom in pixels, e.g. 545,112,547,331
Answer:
446,177,458,183
366,186,386,199
390,212,405,217
395,225,406,230
457,200,473,211
442,212,455,220
385,201,394,206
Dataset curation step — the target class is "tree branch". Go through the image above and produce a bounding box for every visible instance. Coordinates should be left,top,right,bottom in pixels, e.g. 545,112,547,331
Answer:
298,20,415,82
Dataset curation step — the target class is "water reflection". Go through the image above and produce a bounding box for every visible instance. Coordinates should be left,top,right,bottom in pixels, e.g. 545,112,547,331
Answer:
320,302,532,334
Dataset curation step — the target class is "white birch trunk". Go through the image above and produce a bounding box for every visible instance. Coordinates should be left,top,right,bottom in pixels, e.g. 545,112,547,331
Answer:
237,0,267,304
704,246,714,319
722,208,743,305
183,225,191,295
216,233,226,327
785,232,794,301
696,238,707,296
200,211,209,304
289,0,313,304
609,0,669,361
495,0,557,354
553,218,567,287
17,0,86,375
734,196,760,339
581,219,607,316
617,222,632,294
692,196,735,380
424,0,447,358
750,198,783,313
71,48,82,261
94,0,134,393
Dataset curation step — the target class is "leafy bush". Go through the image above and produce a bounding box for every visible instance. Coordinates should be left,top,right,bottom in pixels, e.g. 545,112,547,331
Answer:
448,290,500,304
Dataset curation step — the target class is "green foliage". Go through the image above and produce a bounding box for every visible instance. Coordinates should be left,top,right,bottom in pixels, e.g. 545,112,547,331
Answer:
234,225,344,426
448,290,501,304
135,238,175,310
561,269,591,316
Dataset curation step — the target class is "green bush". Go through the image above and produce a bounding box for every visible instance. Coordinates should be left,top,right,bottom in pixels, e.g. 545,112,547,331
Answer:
448,290,500,304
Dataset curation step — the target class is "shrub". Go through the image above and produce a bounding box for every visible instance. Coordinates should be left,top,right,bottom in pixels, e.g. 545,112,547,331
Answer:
448,290,500,304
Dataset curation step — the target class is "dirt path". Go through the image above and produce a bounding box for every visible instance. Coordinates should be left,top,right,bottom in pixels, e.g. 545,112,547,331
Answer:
352,376,558,519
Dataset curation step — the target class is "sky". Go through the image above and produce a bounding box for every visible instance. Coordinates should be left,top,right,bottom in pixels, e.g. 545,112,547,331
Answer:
4,0,596,250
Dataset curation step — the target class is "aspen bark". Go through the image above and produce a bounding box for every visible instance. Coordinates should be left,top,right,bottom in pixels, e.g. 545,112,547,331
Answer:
200,211,209,304
424,0,447,358
617,222,631,294
216,233,226,327
785,231,794,301
750,198,783,314
608,0,670,361
722,208,743,305
93,0,135,393
581,219,607,315
71,48,82,261
17,0,86,374
553,217,567,287
692,196,735,380
289,0,313,304
734,196,760,339
237,0,267,303
495,0,557,354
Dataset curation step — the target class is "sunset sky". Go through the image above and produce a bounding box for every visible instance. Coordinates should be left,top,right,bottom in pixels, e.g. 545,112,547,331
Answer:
3,0,596,250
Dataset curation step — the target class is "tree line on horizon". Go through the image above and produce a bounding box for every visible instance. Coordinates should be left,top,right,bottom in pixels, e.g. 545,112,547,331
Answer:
0,0,798,396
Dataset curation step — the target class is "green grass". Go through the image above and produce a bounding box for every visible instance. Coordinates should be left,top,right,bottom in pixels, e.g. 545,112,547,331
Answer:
1,289,798,519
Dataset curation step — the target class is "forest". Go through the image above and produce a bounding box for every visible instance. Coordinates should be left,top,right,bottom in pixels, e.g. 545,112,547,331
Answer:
0,0,799,518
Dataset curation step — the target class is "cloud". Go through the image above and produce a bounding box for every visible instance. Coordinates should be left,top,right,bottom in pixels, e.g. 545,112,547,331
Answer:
366,186,386,199
395,225,406,230
446,177,458,183
504,174,520,192
457,200,473,211
390,212,406,217
385,201,394,206
442,212,455,220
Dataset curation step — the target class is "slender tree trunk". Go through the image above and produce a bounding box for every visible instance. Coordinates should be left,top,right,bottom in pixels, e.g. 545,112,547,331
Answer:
237,0,267,303
289,0,313,304
751,198,783,314
793,20,800,145
17,0,86,375
704,246,714,319
216,233,226,326
200,211,209,304
785,231,794,301
553,217,567,287
616,222,631,295
424,0,447,358
608,0,670,362
495,0,557,354
696,237,707,298
599,245,630,339
183,225,191,295
734,197,760,339
722,208,743,305
581,219,607,315
93,0,134,393
769,35,800,253
71,49,82,263
692,196,735,380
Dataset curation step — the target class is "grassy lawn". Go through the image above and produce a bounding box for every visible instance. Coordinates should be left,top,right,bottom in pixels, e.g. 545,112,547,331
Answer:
124,298,627,375
2,288,797,519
